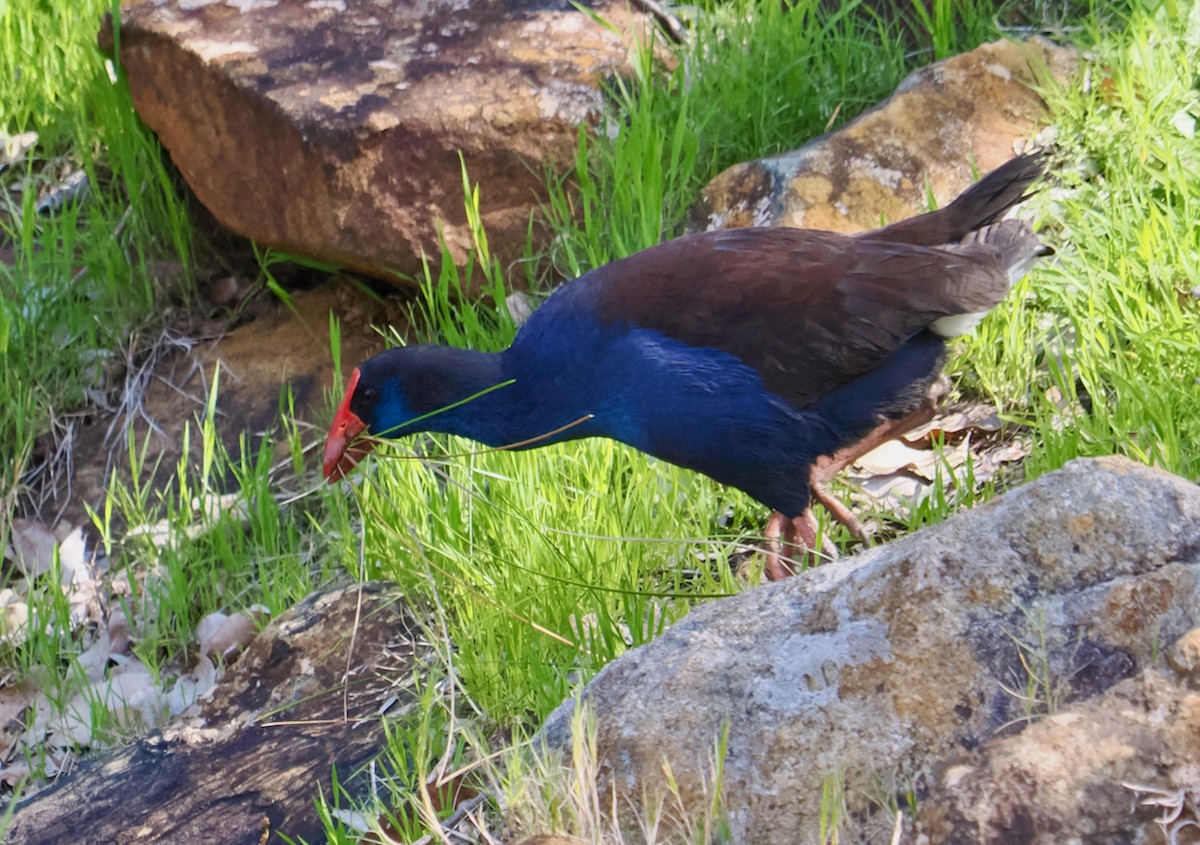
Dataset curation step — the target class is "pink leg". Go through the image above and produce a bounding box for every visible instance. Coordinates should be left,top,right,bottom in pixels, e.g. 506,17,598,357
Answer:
761,390,945,580
762,509,835,581
763,511,795,581
808,397,939,542
810,400,938,484
811,484,868,542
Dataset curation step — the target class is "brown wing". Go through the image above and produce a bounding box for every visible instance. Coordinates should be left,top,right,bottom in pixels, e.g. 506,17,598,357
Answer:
588,227,1008,410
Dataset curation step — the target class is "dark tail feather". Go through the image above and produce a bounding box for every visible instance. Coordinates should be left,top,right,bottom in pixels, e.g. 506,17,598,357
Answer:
865,151,1047,247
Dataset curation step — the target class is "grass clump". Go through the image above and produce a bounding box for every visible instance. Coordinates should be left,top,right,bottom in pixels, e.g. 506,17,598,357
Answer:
101,381,330,671
339,432,745,718
496,705,733,845
0,0,194,552
964,0,1200,483
0,374,341,798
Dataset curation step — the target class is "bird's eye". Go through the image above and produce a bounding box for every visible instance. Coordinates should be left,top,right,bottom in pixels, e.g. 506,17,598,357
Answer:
360,387,378,405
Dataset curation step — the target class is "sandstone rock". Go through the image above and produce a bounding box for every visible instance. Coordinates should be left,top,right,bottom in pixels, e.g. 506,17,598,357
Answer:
101,0,652,289
1169,626,1200,686
691,38,1076,234
539,457,1200,845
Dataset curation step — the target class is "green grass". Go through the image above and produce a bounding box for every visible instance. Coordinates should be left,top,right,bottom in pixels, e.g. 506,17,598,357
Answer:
543,0,916,279
962,0,1200,483
0,376,337,766
98,378,333,674
0,0,203,799
0,0,194,553
906,0,1010,60
3,0,1198,840
336,435,748,717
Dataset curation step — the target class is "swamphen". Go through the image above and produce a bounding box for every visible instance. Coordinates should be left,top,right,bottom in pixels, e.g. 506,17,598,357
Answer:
324,153,1047,579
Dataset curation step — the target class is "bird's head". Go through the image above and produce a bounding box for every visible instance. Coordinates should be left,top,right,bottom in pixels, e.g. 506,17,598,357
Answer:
323,363,394,482
322,345,507,482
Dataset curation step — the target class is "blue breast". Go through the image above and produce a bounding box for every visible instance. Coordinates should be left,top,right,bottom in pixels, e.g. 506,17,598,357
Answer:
501,276,947,517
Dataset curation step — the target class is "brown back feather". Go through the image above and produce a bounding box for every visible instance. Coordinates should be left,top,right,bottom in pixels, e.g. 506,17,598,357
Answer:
590,227,1011,410
585,155,1046,410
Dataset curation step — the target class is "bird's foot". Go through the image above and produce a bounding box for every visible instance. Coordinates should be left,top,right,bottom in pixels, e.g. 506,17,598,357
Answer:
811,483,870,543
762,509,836,580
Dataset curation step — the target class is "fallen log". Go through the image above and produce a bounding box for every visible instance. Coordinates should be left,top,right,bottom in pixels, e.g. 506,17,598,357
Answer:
8,582,429,844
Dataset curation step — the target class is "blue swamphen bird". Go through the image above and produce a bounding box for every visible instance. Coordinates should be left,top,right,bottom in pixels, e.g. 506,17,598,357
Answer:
324,153,1047,579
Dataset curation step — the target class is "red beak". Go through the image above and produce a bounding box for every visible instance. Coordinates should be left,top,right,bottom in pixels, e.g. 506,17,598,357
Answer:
323,368,375,481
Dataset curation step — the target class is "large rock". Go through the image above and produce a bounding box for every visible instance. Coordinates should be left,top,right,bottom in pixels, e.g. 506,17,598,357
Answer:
691,38,1076,233
101,0,651,288
917,662,1200,844
539,457,1200,844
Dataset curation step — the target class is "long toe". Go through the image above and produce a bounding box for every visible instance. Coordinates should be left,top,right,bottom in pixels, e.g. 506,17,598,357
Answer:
761,509,836,580
810,483,870,543
762,511,796,580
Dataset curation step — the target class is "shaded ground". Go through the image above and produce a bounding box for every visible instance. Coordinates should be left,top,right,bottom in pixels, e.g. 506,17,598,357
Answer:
20,277,405,535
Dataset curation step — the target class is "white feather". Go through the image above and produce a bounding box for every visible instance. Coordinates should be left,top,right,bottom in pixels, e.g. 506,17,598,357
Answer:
931,311,989,337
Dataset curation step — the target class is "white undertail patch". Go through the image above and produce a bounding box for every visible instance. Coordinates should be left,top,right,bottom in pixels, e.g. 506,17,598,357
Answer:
931,312,989,337
932,219,1046,338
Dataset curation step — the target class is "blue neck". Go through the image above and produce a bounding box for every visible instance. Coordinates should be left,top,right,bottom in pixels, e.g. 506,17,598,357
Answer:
411,349,601,450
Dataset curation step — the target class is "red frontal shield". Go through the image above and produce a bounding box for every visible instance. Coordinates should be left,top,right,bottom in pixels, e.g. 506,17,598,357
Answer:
323,368,374,481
